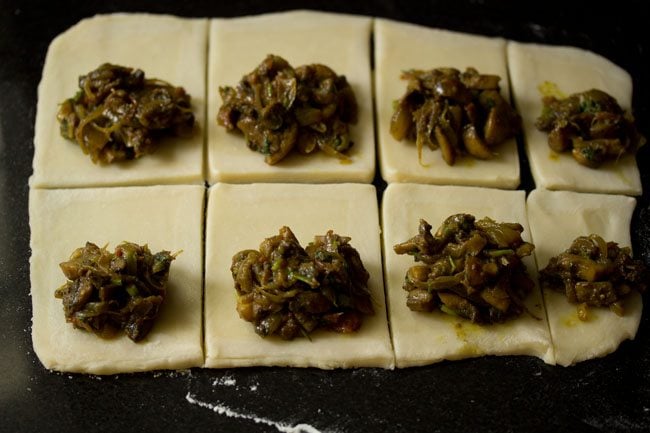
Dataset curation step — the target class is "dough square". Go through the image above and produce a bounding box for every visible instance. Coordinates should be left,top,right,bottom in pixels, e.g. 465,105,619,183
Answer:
29,185,205,374
31,13,208,188
527,189,640,366
374,18,520,188
204,183,394,368
382,183,553,367
507,42,642,195
207,11,375,184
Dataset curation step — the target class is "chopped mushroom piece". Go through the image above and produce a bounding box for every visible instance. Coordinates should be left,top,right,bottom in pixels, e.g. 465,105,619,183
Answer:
535,89,645,168
217,55,358,164
390,67,521,166
539,234,647,319
231,226,373,339
394,214,535,323
54,242,177,342
57,63,195,164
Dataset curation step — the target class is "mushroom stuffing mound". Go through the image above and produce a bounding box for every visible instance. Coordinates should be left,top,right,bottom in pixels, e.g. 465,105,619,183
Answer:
390,67,521,166
217,54,358,165
539,234,648,320
55,242,177,342
57,63,195,164
535,88,645,168
231,226,374,340
393,214,535,323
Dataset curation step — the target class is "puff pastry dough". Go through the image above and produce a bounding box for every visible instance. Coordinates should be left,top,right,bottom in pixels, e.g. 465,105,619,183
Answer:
31,13,207,188
204,183,394,368
29,185,205,374
207,10,375,184
526,189,640,366
382,183,553,367
374,19,520,188
507,42,641,195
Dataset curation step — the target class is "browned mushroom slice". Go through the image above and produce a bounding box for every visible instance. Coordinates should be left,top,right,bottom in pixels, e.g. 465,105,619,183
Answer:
406,289,436,312
264,122,299,165
462,124,493,159
438,292,480,321
548,124,573,153
480,284,511,312
571,138,611,168
483,105,512,146
390,98,414,141
435,125,456,165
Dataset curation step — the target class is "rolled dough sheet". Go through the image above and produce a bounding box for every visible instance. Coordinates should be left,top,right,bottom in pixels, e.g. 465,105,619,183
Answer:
29,185,205,374
204,183,394,368
507,42,641,195
382,183,554,367
526,189,641,366
207,10,375,184
31,13,208,188
374,18,520,188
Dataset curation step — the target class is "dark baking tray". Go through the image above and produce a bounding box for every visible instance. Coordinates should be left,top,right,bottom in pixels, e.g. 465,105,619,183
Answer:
2,1,648,432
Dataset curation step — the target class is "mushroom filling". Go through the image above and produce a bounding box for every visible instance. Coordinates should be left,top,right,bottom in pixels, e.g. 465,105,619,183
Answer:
57,63,195,164
390,67,521,166
231,227,374,340
539,234,647,320
393,214,535,323
535,88,645,168
55,242,176,342
217,54,358,165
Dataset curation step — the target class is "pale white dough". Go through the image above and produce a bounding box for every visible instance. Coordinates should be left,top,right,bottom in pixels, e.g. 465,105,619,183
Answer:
29,185,205,374
207,11,375,184
374,19,520,188
507,42,641,195
204,183,394,368
526,189,641,366
31,14,208,188
382,183,553,367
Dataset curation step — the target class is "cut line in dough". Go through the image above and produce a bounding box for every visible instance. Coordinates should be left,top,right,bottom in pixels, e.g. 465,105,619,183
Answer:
29,185,205,374
507,41,642,195
374,18,520,188
204,182,394,369
207,11,375,184
31,13,208,188
526,189,641,366
382,183,554,367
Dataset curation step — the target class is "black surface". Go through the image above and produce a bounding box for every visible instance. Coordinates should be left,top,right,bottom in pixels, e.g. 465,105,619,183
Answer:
1,1,649,432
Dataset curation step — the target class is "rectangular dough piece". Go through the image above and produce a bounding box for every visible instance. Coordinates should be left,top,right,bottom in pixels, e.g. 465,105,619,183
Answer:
204,183,394,368
29,185,205,374
207,10,375,184
374,18,520,188
507,42,642,195
31,13,208,188
382,183,554,367
526,189,641,366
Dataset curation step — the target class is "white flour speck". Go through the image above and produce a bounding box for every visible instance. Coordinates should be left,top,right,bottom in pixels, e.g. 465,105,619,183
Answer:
212,375,237,387
185,392,326,433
